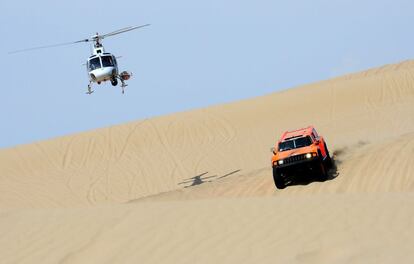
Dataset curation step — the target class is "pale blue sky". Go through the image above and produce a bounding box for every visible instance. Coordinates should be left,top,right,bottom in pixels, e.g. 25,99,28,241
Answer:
0,0,413,148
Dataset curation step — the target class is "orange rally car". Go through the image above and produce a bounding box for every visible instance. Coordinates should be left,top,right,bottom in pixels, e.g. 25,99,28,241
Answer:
271,126,332,189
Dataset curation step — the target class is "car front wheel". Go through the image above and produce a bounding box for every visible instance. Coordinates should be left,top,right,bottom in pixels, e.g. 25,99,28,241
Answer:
273,167,286,189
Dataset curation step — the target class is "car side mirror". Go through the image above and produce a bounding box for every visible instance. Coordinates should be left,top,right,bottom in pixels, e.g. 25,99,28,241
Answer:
271,147,277,155
315,140,320,145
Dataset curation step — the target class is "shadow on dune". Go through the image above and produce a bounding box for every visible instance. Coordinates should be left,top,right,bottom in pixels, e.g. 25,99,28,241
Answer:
217,169,241,179
178,170,242,188
178,172,215,188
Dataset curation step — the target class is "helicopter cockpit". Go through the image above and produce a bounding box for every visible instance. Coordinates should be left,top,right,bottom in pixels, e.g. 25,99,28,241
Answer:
88,57,101,71
102,55,116,67
87,54,117,72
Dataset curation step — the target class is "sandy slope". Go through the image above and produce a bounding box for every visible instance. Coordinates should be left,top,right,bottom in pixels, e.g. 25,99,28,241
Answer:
1,60,414,263
2,194,414,264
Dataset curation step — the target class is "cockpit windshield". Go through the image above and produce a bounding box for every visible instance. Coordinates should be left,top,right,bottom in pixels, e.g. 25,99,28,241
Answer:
88,57,101,71
278,136,313,151
101,56,115,67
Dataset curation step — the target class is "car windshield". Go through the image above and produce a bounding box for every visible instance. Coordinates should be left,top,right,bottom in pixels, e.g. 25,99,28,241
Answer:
101,56,114,67
279,136,313,151
88,57,101,71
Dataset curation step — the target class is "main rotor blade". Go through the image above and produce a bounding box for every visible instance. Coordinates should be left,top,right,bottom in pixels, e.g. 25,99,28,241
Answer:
8,24,150,54
101,24,150,39
8,39,90,54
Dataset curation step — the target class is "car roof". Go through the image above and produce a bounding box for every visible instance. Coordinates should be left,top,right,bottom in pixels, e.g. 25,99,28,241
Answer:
280,126,314,141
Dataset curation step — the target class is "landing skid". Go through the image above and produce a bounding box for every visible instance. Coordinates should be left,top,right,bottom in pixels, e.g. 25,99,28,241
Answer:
116,75,128,94
86,73,130,95
86,82,94,95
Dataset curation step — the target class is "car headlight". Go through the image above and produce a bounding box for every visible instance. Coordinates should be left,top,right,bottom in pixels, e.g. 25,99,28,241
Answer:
305,153,312,159
278,160,284,165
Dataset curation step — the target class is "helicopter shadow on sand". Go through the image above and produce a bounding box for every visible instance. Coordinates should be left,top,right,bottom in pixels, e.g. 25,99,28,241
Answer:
178,170,241,188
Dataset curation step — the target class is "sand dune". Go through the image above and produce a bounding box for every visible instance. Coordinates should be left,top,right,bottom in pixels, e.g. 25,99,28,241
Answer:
1,60,414,263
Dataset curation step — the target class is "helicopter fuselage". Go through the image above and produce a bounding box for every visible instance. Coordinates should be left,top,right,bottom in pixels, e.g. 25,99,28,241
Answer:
89,66,117,83
87,52,118,83
85,47,132,94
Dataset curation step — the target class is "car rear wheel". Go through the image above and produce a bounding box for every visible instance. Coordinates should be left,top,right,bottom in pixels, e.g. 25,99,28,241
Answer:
324,142,333,169
316,150,329,181
316,160,328,181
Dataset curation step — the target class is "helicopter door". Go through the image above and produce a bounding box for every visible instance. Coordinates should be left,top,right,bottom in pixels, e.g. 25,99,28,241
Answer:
88,57,101,71
101,55,115,67
112,55,118,68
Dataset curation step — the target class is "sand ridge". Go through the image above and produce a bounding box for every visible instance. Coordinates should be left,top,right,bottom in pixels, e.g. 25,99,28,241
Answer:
1,60,414,263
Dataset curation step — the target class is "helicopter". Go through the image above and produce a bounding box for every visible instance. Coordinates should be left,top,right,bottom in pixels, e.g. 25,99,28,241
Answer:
9,24,150,94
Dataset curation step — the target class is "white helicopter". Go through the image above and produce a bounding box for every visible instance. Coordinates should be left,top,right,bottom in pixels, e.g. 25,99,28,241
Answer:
9,24,150,94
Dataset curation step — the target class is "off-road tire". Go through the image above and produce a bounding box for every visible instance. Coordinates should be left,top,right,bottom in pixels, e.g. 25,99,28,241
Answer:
318,161,328,181
273,167,286,189
324,142,333,169
316,150,329,181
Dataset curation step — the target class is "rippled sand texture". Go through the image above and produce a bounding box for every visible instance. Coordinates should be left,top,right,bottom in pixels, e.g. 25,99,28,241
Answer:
1,60,414,263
